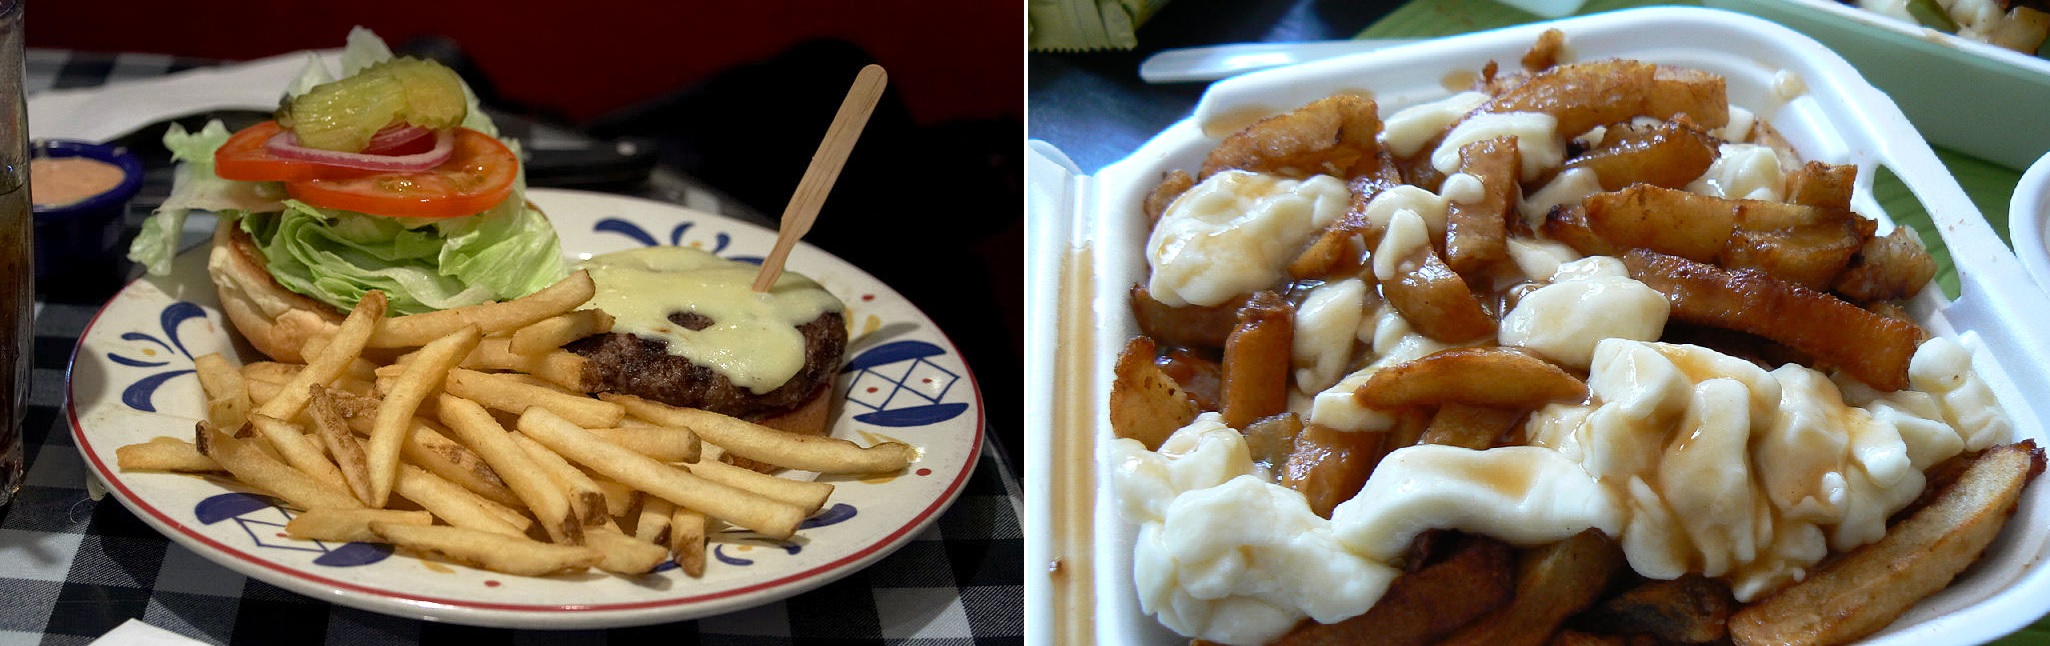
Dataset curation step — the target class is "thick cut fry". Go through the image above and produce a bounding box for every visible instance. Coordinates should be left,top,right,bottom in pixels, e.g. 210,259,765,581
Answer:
1354,347,1586,410
1278,424,1388,518
247,414,352,499
1731,441,2045,646
1220,291,1293,430
689,458,835,515
437,395,583,545
116,436,221,472
1241,412,1305,473
445,367,624,428
393,464,530,536
583,525,670,575
1622,249,1923,390
1576,574,1734,644
1785,161,1857,210
1565,118,1718,191
1420,404,1525,450
285,508,432,543
194,353,251,433
1383,249,1496,343
199,422,363,511
370,522,601,577
585,426,702,463
1832,226,1938,303
369,270,595,347
1200,93,1384,180
1109,336,1200,451
519,407,807,540
509,432,610,526
1443,137,1518,275
456,338,595,391
1439,530,1626,646
1143,169,1195,224
1480,60,1727,138
670,507,708,577
253,291,388,423
1274,536,1515,646
607,394,916,475
368,325,481,507
510,309,615,356
1129,286,1243,350
1580,185,1738,262
1538,204,1625,258
1717,221,1864,290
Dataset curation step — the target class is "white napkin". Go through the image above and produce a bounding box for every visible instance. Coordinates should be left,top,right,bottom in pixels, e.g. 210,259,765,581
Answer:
27,48,339,144
87,619,208,645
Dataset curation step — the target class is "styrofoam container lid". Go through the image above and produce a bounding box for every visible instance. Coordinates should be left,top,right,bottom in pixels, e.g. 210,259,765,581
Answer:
2012,153,2050,298
1026,6,2050,646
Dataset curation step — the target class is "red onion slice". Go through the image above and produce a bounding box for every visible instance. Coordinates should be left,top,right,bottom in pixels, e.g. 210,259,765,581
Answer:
362,124,434,155
266,129,454,172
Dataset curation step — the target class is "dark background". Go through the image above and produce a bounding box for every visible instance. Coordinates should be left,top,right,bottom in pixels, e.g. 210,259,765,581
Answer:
27,0,1025,468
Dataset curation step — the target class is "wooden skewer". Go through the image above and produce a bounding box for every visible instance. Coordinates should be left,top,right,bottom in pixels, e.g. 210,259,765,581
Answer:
752,64,888,292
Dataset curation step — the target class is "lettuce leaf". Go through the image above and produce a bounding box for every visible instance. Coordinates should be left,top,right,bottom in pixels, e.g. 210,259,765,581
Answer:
126,121,288,275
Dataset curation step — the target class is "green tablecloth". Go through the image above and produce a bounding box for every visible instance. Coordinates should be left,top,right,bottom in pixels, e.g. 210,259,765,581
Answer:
1358,1,2044,642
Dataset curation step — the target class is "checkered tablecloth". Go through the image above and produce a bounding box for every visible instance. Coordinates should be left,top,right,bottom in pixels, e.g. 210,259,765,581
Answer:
8,49,1023,645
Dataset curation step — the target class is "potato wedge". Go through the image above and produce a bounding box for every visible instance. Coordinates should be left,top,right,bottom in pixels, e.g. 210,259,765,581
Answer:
1355,347,1586,410
1730,441,2044,646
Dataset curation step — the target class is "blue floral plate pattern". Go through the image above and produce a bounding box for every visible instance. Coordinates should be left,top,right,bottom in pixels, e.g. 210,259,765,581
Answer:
66,188,985,629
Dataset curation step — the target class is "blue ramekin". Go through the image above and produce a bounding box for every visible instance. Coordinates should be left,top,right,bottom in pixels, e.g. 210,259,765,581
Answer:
30,139,144,283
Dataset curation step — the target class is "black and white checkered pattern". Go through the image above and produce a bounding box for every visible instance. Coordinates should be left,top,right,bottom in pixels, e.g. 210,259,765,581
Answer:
9,49,1023,645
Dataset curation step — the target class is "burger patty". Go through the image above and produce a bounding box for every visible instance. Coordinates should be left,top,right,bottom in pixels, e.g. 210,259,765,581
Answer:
567,311,846,419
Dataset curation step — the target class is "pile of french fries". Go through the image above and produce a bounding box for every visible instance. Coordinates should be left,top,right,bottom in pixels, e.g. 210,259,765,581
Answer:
1123,30,2042,646
115,270,916,579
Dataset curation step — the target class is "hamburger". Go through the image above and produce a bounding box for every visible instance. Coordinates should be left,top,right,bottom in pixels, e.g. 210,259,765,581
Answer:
128,29,568,363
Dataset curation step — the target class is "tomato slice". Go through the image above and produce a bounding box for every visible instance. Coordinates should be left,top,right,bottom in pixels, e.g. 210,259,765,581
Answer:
214,120,373,182
284,128,519,219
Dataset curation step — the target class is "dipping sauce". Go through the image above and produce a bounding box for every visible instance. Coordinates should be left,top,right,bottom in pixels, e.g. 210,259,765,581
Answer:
29,156,125,207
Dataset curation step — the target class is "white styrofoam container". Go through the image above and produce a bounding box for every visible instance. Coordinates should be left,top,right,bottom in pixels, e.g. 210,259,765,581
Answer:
2012,152,2050,300
1026,6,2050,646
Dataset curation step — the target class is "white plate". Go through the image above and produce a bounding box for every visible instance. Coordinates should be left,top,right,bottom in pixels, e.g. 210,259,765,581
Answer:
66,187,986,629
1027,6,2050,646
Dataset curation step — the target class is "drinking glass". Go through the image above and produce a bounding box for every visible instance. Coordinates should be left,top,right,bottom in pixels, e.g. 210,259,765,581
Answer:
0,0,32,506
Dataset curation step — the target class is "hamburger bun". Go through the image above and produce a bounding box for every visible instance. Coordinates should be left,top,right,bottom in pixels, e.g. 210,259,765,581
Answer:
206,218,342,363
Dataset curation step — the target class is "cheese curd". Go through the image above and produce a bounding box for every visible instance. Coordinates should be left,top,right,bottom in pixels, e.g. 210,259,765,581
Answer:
1498,257,1670,370
1517,167,1603,229
1145,170,1351,307
1380,91,1490,157
1308,306,1458,432
1113,416,1396,646
1909,336,2014,451
1432,112,1566,182
1527,338,1990,601
1687,143,1784,201
1292,278,1369,393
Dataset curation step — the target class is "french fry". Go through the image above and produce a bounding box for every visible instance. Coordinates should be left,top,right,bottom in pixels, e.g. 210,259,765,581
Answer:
247,413,352,498
518,407,807,540
688,458,834,515
1564,118,1718,192
241,361,302,387
369,522,601,577
1419,404,1525,450
1198,93,1385,180
393,464,530,536
510,309,614,356
1576,574,1734,644
1109,335,1200,451
253,290,388,423
670,506,708,577
367,325,481,507
285,508,432,543
1440,530,1626,646
199,422,363,511
1382,249,1496,343
508,431,609,526
583,525,670,575
1220,291,1294,430
306,385,375,506
369,270,595,347
445,367,624,428
1730,441,2044,646
1278,424,1387,519
1274,536,1514,645
115,436,221,472
437,394,583,545
343,408,524,509
1443,136,1517,275
591,476,637,519
584,426,701,463
1353,347,1586,410
636,495,675,545
608,394,916,475
459,338,594,392
1128,286,1246,350
194,353,251,433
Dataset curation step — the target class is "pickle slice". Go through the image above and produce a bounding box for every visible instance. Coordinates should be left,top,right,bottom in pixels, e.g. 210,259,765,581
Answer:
277,57,469,152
